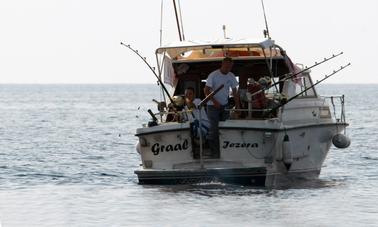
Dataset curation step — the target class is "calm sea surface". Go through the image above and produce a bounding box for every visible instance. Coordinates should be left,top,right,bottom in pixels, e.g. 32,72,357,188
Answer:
0,84,377,226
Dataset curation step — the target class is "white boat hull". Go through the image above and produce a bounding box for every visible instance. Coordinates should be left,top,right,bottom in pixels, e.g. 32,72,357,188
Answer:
134,120,347,187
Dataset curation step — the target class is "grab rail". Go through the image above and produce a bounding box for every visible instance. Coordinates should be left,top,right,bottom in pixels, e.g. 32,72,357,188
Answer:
321,95,346,123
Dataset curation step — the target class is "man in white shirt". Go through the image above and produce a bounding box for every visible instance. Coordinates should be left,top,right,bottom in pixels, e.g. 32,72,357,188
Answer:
204,57,240,158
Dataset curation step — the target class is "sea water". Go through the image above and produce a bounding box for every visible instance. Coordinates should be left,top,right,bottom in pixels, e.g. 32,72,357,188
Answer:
0,84,377,226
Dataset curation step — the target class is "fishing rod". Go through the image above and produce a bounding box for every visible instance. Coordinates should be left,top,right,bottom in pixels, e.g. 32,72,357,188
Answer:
270,63,351,113
250,52,344,98
120,42,175,104
199,84,225,108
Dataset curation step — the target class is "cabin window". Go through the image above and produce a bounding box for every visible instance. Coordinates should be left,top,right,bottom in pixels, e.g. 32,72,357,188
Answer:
294,73,317,97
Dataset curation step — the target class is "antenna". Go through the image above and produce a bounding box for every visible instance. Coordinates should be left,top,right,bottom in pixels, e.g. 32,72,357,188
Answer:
260,0,270,39
222,25,227,39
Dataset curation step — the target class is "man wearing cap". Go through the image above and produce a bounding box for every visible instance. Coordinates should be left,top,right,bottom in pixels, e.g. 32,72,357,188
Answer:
204,57,240,158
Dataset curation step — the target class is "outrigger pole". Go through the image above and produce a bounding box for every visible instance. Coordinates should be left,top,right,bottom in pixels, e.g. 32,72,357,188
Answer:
261,0,270,39
271,63,351,113
177,0,185,41
120,42,175,104
160,0,164,46
250,52,344,98
172,0,183,41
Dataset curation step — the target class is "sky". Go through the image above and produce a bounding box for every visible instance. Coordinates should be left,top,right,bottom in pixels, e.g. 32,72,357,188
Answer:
0,0,377,84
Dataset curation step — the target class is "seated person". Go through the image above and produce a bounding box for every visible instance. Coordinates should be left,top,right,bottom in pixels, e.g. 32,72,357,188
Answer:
238,71,254,105
247,77,269,109
238,73,257,118
183,87,210,139
238,76,248,110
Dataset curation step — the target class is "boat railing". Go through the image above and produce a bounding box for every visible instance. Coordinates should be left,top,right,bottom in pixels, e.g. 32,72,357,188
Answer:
226,108,277,120
152,95,346,123
153,109,203,124
151,94,347,124
321,95,346,123
151,107,276,124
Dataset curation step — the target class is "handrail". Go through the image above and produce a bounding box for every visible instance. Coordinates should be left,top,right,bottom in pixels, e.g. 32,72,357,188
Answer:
321,95,346,123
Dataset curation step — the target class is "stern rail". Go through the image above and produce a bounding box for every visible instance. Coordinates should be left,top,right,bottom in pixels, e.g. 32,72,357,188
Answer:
321,95,346,123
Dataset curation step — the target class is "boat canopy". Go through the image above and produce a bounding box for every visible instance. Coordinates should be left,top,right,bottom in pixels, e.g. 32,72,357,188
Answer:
156,38,281,61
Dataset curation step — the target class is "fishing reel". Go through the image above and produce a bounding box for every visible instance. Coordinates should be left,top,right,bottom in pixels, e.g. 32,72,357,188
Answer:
152,99,167,112
164,95,186,123
274,93,287,105
172,95,185,108
167,95,185,111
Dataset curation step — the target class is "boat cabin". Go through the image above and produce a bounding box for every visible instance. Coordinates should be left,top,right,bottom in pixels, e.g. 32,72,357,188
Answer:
155,39,317,120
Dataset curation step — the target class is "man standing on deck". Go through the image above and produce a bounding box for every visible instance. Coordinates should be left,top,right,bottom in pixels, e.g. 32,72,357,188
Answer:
204,57,240,158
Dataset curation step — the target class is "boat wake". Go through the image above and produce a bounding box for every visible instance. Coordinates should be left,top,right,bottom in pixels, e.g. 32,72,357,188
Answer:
148,177,346,197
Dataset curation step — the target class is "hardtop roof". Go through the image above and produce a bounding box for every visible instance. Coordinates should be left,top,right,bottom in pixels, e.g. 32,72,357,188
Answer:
156,38,277,56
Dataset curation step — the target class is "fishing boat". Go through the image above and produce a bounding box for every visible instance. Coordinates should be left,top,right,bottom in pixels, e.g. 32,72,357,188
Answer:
124,1,351,187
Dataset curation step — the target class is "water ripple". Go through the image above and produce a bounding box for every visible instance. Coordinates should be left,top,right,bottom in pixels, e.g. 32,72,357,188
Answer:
0,84,377,226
